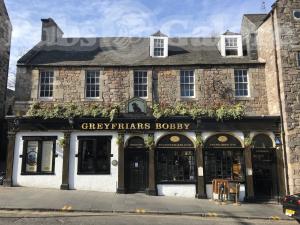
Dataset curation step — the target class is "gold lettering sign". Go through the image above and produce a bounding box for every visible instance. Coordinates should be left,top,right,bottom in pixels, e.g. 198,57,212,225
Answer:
218,136,228,143
80,122,191,131
170,136,180,143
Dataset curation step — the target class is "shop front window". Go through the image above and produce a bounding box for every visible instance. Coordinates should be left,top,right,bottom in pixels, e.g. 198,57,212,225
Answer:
205,149,244,183
22,137,57,175
156,150,196,183
77,136,112,174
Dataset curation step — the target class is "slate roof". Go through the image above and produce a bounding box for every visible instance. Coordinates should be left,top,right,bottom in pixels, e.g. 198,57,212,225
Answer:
244,14,268,28
18,37,263,67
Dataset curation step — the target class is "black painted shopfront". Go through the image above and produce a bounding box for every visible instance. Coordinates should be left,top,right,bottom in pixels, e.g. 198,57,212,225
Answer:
4,116,286,201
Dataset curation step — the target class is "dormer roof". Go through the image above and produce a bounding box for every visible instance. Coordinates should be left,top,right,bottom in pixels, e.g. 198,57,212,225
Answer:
223,30,240,35
151,30,168,37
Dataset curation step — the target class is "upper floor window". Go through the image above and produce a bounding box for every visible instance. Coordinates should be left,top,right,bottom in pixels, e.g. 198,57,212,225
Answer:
150,31,168,57
234,69,249,97
180,70,195,97
297,52,300,67
134,71,148,98
293,10,300,20
225,38,238,56
21,136,57,175
219,32,243,57
154,39,164,57
86,70,100,98
39,71,54,98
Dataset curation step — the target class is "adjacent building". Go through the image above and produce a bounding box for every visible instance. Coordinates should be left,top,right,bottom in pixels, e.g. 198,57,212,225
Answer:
0,0,12,173
4,0,300,202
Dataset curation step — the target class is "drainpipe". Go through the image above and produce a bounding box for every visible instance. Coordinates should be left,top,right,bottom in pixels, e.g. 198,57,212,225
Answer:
271,10,290,195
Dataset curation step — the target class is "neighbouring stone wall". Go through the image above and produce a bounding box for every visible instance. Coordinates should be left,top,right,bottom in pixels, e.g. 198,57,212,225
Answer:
0,0,11,118
14,65,269,116
273,0,300,194
257,15,281,115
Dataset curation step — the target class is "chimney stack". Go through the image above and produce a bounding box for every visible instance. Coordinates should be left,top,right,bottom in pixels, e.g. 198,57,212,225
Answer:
41,18,63,43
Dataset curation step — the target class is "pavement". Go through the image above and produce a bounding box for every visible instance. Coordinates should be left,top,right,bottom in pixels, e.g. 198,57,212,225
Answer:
0,187,293,221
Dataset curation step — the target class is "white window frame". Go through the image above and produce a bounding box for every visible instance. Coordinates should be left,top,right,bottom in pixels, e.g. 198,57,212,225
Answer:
85,70,100,99
133,70,148,99
180,70,196,98
234,69,250,97
154,39,164,57
293,10,300,20
150,36,168,58
39,70,54,99
219,35,243,57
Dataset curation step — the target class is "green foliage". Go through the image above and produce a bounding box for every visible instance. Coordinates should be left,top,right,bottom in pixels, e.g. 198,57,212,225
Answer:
152,103,245,121
58,137,65,149
195,134,203,148
116,134,124,146
244,136,253,148
26,102,121,122
144,135,155,149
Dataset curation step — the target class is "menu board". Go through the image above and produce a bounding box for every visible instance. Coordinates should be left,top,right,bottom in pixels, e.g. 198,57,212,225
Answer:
41,141,53,172
26,141,38,172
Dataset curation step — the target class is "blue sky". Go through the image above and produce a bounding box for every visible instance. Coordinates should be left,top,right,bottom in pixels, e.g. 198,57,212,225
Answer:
5,0,275,89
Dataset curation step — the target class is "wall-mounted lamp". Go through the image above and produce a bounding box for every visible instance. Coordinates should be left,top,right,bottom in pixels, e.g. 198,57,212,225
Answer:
275,136,282,146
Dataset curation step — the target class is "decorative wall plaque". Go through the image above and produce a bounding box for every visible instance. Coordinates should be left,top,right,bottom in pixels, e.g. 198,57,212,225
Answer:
128,97,147,113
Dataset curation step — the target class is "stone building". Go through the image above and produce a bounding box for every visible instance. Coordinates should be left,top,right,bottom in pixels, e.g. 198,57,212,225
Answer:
0,0,12,173
5,0,300,202
255,0,300,195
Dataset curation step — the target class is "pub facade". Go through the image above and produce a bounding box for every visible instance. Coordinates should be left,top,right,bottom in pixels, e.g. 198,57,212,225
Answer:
5,4,293,201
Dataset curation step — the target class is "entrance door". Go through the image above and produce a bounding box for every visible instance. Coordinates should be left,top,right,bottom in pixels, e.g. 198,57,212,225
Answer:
126,149,147,193
252,148,277,199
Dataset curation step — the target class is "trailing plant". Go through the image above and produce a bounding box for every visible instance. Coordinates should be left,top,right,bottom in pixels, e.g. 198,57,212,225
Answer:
144,135,155,149
26,102,121,122
244,136,253,148
152,102,245,121
195,134,204,148
116,134,124,146
58,137,65,149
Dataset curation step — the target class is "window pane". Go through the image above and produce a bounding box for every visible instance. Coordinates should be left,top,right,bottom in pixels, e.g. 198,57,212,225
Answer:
86,71,100,98
180,70,195,97
156,150,195,182
78,137,111,174
298,52,300,67
39,71,54,98
234,69,249,97
205,150,244,182
26,141,38,173
134,71,148,97
41,141,54,172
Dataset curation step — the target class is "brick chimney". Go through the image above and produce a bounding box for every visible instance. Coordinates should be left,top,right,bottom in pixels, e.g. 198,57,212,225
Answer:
41,18,63,42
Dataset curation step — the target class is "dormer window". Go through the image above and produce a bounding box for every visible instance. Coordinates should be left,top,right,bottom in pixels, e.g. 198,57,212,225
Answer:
225,37,238,56
150,31,168,57
154,39,164,57
219,30,243,57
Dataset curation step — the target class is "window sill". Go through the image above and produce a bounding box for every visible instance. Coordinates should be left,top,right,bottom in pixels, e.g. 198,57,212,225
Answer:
235,96,254,101
84,98,102,101
21,172,55,176
77,172,111,175
38,98,54,101
157,181,196,184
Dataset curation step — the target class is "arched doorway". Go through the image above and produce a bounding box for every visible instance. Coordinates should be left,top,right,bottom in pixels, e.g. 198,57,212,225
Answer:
203,134,244,199
155,134,196,197
252,134,277,199
125,136,147,193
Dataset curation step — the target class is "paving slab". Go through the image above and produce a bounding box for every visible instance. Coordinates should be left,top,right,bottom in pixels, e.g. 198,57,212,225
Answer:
0,187,292,220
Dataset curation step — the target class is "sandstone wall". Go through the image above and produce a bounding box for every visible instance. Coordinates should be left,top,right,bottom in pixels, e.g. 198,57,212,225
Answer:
0,0,11,118
273,0,300,194
14,65,268,116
